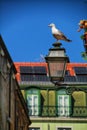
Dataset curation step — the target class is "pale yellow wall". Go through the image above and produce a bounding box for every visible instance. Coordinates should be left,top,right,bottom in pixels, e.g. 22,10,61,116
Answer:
30,121,87,130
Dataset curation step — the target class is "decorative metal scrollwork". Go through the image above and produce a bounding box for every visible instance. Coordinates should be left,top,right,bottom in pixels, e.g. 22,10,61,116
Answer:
66,87,87,94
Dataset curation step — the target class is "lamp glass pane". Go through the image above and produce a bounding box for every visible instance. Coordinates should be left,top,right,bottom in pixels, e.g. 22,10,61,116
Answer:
48,62,65,77
49,50,65,57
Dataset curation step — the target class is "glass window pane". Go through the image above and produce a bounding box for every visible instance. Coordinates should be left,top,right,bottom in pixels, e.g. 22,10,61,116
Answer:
27,95,39,116
58,128,71,130
49,62,65,77
58,95,71,116
29,128,40,130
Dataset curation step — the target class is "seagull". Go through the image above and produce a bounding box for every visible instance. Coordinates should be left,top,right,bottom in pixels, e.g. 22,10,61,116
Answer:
48,23,72,42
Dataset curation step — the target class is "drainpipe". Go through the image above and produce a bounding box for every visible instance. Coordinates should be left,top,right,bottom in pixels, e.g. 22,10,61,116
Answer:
8,65,12,130
48,123,50,130
14,90,17,130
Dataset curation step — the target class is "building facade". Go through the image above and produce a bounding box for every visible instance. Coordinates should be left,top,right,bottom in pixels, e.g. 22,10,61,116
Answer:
14,62,87,130
0,36,31,130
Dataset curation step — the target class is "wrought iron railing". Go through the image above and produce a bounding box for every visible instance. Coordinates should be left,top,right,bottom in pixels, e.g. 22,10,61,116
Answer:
28,105,87,117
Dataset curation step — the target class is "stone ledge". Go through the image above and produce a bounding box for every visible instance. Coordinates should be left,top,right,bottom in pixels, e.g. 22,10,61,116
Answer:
30,117,87,123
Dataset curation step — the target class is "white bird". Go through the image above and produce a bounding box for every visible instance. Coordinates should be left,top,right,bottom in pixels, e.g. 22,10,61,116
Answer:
48,23,72,42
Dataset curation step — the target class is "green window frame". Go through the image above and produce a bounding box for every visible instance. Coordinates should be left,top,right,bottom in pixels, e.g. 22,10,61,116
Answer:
57,89,72,117
27,94,39,116
26,88,40,116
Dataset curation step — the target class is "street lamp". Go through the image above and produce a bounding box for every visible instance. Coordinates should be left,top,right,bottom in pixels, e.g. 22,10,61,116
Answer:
45,42,69,85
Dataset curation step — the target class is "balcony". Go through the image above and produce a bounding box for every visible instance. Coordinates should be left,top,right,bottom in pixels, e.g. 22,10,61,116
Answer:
28,106,87,117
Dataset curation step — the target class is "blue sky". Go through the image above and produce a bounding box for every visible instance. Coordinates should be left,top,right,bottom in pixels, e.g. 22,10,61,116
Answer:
0,0,87,62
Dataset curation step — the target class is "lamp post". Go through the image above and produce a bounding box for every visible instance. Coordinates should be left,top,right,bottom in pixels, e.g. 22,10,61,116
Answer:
45,42,69,85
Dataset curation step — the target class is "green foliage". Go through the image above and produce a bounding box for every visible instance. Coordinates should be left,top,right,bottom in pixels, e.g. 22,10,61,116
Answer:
80,35,84,39
81,52,87,60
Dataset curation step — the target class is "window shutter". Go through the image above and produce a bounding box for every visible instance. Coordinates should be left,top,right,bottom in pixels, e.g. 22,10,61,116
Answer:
41,90,56,116
41,90,48,116
49,90,56,116
72,91,87,117
21,90,25,99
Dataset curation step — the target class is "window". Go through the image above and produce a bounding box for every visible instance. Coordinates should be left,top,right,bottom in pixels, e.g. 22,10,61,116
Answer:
74,67,87,75
65,70,70,76
26,89,40,116
58,95,71,116
57,127,72,130
20,66,49,81
57,89,72,117
27,95,39,116
29,128,40,130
